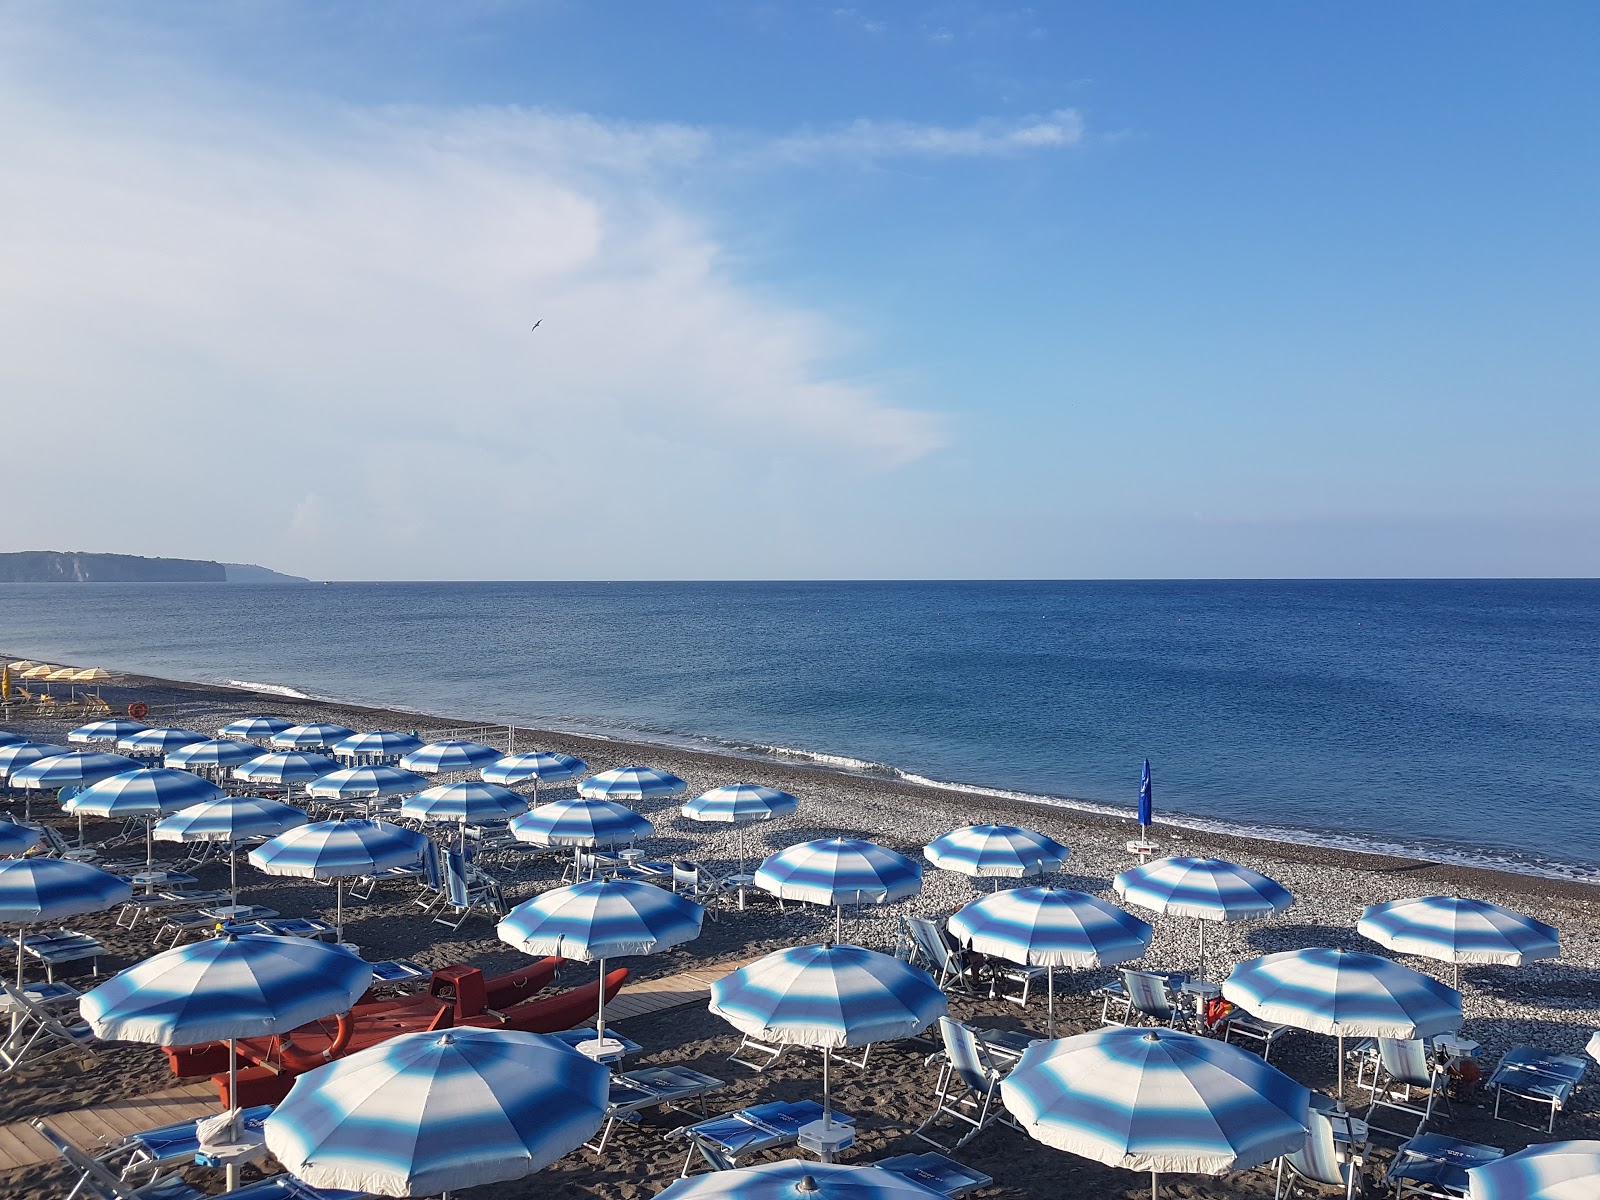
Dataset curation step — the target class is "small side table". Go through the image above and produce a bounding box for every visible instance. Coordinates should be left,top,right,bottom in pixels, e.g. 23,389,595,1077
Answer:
798,1117,855,1162
1126,839,1161,861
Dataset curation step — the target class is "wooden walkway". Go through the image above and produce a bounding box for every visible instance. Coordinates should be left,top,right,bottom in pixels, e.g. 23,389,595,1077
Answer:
0,954,761,1173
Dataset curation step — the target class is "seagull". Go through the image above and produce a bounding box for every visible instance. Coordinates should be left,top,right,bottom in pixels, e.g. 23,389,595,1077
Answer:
531,319,542,331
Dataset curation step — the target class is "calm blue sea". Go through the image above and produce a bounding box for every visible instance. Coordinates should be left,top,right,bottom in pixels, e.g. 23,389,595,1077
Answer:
1,580,1596,878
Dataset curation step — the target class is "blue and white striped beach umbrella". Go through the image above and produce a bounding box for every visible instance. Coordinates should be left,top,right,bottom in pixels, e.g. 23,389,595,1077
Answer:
481,751,587,790
11,751,146,790
0,858,131,985
1115,856,1293,979
306,766,429,802
1000,1026,1309,1195
156,796,309,902
164,738,263,772
67,719,148,745
683,784,799,824
0,743,67,781
272,723,357,751
710,943,946,1127
1466,1140,1600,1200
1358,896,1561,988
0,823,41,857
509,797,653,849
400,739,503,775
264,1027,610,1197
924,824,1070,882
330,730,425,764
755,838,922,940
948,887,1153,1035
0,731,24,748
656,1161,948,1200
577,766,687,803
401,781,528,826
233,751,340,786
250,819,430,939
1224,947,1463,1090
499,877,703,1047
219,716,293,743
65,767,224,864
116,727,207,756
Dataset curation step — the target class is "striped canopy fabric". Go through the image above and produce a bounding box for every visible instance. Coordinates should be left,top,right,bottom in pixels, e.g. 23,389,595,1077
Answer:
164,739,263,771
67,720,148,745
682,784,799,825
156,797,308,844
63,768,223,818
509,797,653,848
0,743,68,779
656,1162,949,1200
482,751,587,787
754,838,922,909
1466,1140,1600,1200
577,766,688,803
1000,1027,1310,1176
1114,857,1293,923
271,723,357,751
1589,1031,1599,1065
232,751,339,785
924,824,1070,879
401,781,528,826
264,1028,610,1197
249,819,429,880
948,887,1153,969
400,740,502,775
0,823,42,857
0,731,25,747
11,751,146,790
116,727,207,756
80,932,373,1045
709,943,947,1051
218,717,293,742
329,731,425,762
1358,896,1561,967
0,858,132,923
306,766,429,801
1223,947,1463,1039
497,878,703,962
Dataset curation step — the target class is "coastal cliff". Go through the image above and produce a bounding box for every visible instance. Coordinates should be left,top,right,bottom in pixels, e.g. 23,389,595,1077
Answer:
0,551,307,583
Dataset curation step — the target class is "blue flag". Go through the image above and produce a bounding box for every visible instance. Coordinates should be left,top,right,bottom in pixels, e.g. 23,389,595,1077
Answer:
1138,759,1152,827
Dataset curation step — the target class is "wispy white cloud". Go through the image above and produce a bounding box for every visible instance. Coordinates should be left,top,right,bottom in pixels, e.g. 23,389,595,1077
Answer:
762,109,1085,164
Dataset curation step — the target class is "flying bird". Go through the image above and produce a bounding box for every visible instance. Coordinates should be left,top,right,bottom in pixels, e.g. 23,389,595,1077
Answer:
531,319,542,331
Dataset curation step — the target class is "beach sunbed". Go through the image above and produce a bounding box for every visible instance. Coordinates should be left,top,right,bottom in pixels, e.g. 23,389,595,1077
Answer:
1488,1045,1588,1133
0,979,96,1073
1098,969,1185,1029
151,911,223,948
226,918,338,941
1359,1037,1444,1141
1221,1010,1293,1061
915,1017,1014,1151
116,890,231,929
89,1104,273,1186
223,1178,364,1200
1385,1131,1503,1199
35,1119,204,1200
1,929,106,982
904,918,981,994
586,1064,727,1153
432,849,505,930
1273,1092,1367,1200
875,1153,994,1198
349,862,429,901
667,1100,850,1176
35,824,101,863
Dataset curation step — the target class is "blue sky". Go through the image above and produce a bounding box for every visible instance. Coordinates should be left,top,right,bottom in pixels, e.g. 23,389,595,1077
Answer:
2,2,1596,579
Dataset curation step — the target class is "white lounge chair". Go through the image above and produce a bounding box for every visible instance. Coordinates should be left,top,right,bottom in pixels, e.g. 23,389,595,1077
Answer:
905,918,980,994
1099,969,1183,1028
915,1017,1013,1151
1273,1092,1367,1199
0,979,97,1073
1361,1037,1444,1141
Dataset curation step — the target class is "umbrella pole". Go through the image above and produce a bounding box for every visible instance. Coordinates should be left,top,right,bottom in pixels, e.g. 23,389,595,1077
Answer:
1454,962,1461,991
1197,920,1206,981
1337,1034,1344,1096
225,1036,240,1191
230,845,239,907
596,957,607,1045
835,904,843,943
822,1044,832,1130
336,880,344,942
1047,966,1056,1038
146,819,154,868
1152,1169,1159,1200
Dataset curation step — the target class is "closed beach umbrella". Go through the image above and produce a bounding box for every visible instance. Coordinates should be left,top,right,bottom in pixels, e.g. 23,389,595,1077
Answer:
219,716,293,743
482,751,587,792
1358,896,1561,989
1114,856,1293,979
401,781,528,826
68,719,147,745
755,838,922,941
164,738,262,773
233,751,339,789
578,766,687,804
924,824,1070,883
1466,1140,1600,1200
329,730,425,764
65,768,224,865
156,796,309,903
948,887,1153,1035
117,727,207,757
498,878,703,1055
656,1162,948,1200
1223,947,1463,1091
0,823,41,857
400,739,502,776
250,819,429,940
0,858,130,986
265,1027,609,1197
306,766,429,803
272,723,356,751
684,784,799,871
1001,1026,1310,1200
710,943,946,1137
81,930,373,1187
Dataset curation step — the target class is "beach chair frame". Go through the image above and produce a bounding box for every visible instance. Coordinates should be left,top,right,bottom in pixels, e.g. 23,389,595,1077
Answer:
667,1100,845,1176
915,1017,1014,1151
1273,1093,1365,1200
1360,1038,1442,1142
875,1152,994,1198
904,918,979,994
586,1065,727,1154
1488,1045,1587,1133
34,1119,204,1200
0,979,98,1073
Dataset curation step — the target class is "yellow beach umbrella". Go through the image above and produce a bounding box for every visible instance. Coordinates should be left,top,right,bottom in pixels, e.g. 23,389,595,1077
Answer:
7,661,37,673
45,668,80,681
72,668,113,682
21,665,58,679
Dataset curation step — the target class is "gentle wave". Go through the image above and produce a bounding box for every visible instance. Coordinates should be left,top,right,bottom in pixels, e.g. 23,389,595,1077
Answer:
225,679,317,701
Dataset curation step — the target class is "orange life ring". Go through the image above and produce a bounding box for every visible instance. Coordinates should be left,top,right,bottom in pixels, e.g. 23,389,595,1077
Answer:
128,702,149,719
273,1011,355,1072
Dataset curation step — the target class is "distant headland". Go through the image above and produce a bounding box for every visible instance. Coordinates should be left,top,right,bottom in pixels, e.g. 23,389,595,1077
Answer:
0,551,308,583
